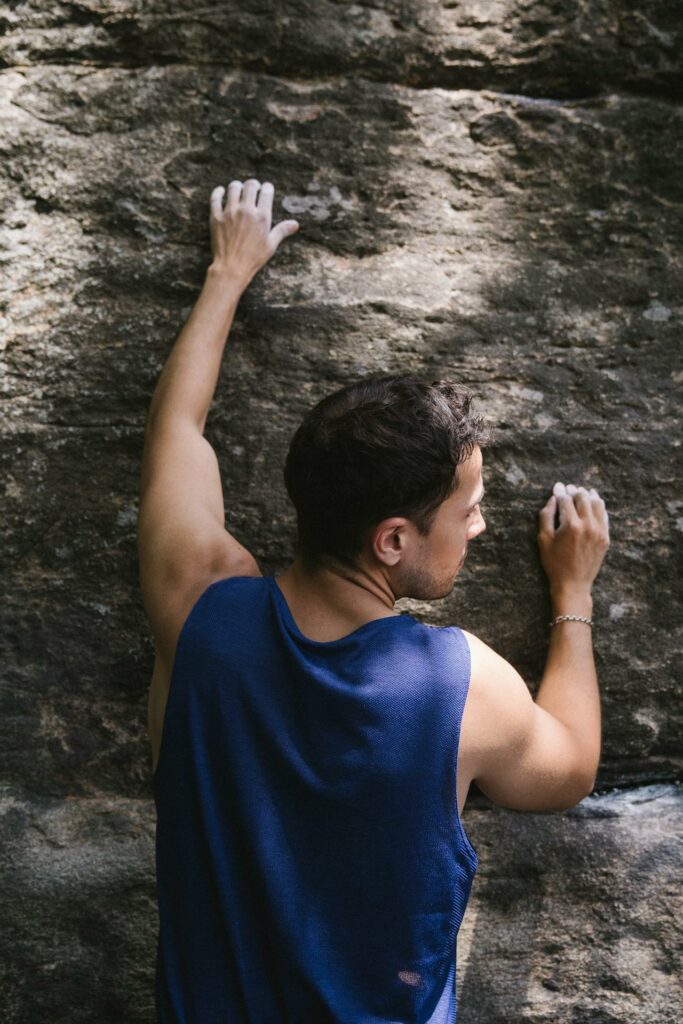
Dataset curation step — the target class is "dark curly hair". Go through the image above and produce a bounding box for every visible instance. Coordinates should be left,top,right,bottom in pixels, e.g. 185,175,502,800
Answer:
283,374,493,573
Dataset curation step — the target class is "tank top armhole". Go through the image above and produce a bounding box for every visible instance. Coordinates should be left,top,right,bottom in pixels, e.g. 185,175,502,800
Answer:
152,577,233,786
445,625,479,868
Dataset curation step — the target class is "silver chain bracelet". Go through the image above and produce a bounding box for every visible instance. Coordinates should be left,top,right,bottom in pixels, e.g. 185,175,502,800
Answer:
549,614,594,627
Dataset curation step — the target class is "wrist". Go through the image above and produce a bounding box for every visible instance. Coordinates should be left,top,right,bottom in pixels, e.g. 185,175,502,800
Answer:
206,261,251,296
550,585,593,617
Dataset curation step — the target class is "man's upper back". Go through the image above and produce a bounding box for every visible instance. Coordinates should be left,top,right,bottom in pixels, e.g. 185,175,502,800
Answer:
271,571,595,817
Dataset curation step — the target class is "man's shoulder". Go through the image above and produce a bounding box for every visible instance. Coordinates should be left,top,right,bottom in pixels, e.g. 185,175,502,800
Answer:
458,628,510,686
457,628,534,715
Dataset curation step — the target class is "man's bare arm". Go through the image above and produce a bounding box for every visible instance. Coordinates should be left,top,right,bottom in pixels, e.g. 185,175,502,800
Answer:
137,179,300,649
144,178,299,436
534,484,609,788
464,483,609,812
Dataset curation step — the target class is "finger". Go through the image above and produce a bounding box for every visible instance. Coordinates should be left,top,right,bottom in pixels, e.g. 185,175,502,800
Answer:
553,481,579,528
257,181,274,219
586,487,606,524
210,186,225,220
588,488,606,514
242,178,261,206
573,486,592,518
269,219,300,250
538,494,557,536
589,489,609,537
227,180,242,214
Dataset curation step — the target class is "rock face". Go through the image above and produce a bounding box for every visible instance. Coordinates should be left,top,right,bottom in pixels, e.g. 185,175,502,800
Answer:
456,785,682,1024
1,3,681,1022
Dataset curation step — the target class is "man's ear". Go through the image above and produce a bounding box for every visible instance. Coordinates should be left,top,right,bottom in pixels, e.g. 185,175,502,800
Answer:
371,517,410,567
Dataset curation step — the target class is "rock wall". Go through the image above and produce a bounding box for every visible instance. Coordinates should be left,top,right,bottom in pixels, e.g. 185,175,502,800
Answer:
1,3,681,1021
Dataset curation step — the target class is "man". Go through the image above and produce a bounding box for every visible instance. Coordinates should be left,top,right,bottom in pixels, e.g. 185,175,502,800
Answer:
138,178,610,1023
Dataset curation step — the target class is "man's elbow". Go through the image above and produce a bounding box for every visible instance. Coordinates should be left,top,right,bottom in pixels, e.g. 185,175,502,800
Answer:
580,770,597,801
560,771,596,810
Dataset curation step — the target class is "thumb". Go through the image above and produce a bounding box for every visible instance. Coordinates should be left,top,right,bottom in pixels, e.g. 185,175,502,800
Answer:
269,220,300,249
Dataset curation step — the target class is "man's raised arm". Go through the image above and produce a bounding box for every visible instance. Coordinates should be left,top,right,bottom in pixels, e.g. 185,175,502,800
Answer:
137,178,300,652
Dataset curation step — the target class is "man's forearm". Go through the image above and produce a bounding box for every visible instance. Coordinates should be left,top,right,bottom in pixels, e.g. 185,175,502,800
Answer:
146,263,247,435
534,586,601,788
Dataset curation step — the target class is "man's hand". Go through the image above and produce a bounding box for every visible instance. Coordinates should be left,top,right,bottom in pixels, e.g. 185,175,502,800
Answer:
209,178,300,287
537,482,610,596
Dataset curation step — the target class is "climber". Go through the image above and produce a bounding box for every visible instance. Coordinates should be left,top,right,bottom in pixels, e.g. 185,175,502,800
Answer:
137,178,610,1024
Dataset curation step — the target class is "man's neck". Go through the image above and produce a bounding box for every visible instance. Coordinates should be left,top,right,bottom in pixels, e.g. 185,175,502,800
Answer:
277,556,397,614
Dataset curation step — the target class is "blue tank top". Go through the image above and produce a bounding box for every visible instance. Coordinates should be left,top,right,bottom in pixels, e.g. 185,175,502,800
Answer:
153,573,478,1023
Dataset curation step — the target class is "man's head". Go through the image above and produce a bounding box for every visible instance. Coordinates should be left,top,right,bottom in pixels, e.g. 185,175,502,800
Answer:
283,374,492,600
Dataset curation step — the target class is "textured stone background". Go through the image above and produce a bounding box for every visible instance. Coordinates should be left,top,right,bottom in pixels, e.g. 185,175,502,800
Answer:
1,2,682,1021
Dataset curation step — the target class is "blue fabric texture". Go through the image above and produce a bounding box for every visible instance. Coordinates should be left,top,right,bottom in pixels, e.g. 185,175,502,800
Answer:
153,573,478,1023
